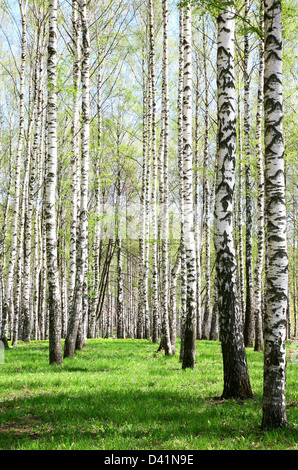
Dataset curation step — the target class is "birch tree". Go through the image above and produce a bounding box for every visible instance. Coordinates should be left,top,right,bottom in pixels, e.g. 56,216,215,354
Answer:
182,5,197,369
178,5,187,360
46,0,63,365
243,0,254,348
149,0,159,344
261,0,289,430
1,0,28,348
201,17,211,341
254,0,264,352
64,0,90,357
214,1,253,398
22,23,44,343
68,0,81,314
159,0,172,355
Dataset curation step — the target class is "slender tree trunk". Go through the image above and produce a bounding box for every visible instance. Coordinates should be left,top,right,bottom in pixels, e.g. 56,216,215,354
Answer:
237,91,246,324
243,0,254,347
68,0,80,315
89,62,102,339
0,154,12,339
261,0,288,430
210,279,219,341
33,79,45,340
46,0,63,365
201,17,211,340
193,49,201,342
116,152,125,339
137,55,147,340
149,0,159,344
254,1,265,352
178,6,187,361
182,6,197,369
159,0,172,356
214,3,253,399
12,167,28,345
1,0,28,348
75,1,90,351
23,29,43,343
144,57,151,341
64,0,90,357
170,247,181,354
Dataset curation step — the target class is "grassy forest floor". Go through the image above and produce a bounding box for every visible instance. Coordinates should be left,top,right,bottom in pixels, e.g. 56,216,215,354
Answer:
0,337,297,450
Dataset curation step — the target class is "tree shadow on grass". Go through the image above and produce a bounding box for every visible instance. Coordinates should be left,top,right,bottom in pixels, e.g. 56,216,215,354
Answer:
0,385,271,450
1,340,297,450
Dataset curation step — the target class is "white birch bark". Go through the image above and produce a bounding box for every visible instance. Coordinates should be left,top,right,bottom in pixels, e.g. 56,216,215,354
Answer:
243,0,254,347
214,3,253,398
254,1,265,352
23,29,43,342
178,6,187,361
193,47,201,342
116,150,124,339
12,164,28,345
68,0,80,313
201,17,211,340
1,0,28,348
46,0,63,364
182,6,196,369
236,91,246,323
33,106,44,340
137,55,147,339
261,0,288,429
0,156,12,338
149,0,159,344
170,248,181,354
160,0,172,356
89,62,102,339
144,58,151,341
64,0,90,357
12,53,35,344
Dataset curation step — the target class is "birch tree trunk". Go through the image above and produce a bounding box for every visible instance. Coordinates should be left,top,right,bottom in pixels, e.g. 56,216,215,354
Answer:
261,0,288,430
178,6,187,361
12,162,28,345
0,156,12,339
46,0,63,365
89,61,102,339
170,248,181,354
68,0,80,314
254,1,265,352
193,48,201,342
201,17,211,340
1,0,28,348
23,28,43,343
149,0,159,344
160,0,172,356
182,6,197,369
144,57,151,341
33,81,45,340
64,0,90,357
237,92,246,323
243,0,254,348
214,3,253,398
116,151,125,339
137,55,147,340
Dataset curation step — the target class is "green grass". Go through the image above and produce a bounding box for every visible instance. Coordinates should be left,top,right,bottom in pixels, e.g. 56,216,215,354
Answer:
0,338,297,450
